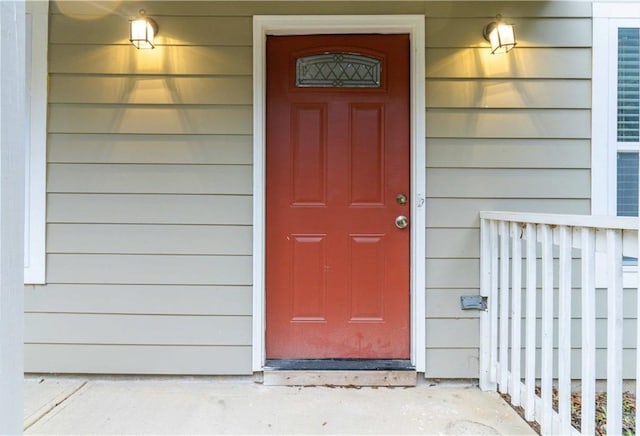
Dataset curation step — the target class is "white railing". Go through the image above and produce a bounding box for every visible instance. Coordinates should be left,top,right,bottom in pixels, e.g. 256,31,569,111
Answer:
479,212,639,435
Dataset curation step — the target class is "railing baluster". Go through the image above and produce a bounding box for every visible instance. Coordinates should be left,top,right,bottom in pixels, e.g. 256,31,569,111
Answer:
558,225,572,434
479,218,496,391
606,229,623,436
581,227,596,435
489,220,499,385
510,222,522,406
540,224,553,434
524,223,537,422
499,220,510,393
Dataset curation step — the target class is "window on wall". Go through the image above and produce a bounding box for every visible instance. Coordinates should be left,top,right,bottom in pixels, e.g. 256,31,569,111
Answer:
592,5,640,273
592,8,640,218
616,27,639,219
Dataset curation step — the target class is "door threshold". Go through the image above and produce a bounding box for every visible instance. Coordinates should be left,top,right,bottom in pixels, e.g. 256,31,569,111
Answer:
262,369,416,387
263,360,416,386
265,359,414,371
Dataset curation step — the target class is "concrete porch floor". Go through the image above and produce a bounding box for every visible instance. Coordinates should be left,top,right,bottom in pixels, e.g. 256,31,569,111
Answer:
24,375,535,435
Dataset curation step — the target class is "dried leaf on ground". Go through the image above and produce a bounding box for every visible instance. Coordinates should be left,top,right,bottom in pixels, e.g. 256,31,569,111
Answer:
503,388,635,435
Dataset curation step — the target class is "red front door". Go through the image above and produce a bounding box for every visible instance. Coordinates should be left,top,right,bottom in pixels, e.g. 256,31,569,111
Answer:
266,34,410,359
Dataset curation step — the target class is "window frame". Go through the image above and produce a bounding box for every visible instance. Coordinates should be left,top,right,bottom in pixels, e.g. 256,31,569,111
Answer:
24,1,48,284
592,3,640,283
592,4,640,217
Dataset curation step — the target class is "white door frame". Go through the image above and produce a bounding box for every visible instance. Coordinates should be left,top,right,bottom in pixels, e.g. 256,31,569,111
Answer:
252,15,426,372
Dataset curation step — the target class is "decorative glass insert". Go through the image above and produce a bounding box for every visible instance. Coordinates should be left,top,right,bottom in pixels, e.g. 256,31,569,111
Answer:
296,53,381,88
618,28,640,142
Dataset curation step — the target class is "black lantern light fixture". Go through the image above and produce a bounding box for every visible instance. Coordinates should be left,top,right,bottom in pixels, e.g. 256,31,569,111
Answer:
483,15,516,54
130,9,158,49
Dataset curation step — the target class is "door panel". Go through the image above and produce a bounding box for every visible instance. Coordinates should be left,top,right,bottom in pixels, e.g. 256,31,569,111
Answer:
291,104,327,205
291,234,327,321
350,104,384,205
349,234,385,320
266,34,410,359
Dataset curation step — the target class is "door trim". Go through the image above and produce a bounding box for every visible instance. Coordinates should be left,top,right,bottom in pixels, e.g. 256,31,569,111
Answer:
252,15,426,372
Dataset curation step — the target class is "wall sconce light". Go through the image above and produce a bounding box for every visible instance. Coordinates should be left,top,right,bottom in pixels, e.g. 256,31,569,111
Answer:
130,9,158,49
483,15,516,54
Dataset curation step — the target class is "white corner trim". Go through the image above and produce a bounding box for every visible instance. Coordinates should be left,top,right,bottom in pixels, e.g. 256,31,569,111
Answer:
0,0,27,431
24,0,48,284
252,15,426,372
591,17,611,216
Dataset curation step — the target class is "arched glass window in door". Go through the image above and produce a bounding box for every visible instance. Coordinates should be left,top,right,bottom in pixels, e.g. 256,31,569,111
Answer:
295,53,381,88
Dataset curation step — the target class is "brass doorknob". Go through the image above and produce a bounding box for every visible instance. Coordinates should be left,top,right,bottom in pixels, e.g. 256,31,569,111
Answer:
395,215,409,229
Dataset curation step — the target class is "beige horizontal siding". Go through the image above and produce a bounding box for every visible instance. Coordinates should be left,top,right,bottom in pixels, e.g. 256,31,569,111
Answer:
47,194,252,225
421,0,592,380
426,168,590,198
48,45,253,75
544,350,638,379
426,18,591,48
426,259,479,289
46,254,252,285
427,257,584,290
52,16,593,49
52,15,591,49
47,224,252,255
426,198,590,228
426,349,637,379
422,2,591,18
49,15,254,46
426,319,479,348
426,288,639,319
26,313,251,345
48,105,253,135
51,76,590,108
426,318,637,349
541,287,638,319
426,228,479,258
29,0,596,377
48,164,252,195
25,284,252,315
426,109,590,138
25,344,252,375
427,289,481,319
426,80,591,109
48,134,252,165
426,48,591,79
426,139,590,168
426,348,479,378
49,76,253,105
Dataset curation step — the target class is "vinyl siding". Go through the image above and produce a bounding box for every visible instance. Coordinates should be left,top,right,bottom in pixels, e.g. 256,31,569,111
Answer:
26,1,593,376
25,284,252,315
47,224,252,255
47,194,253,224
48,164,253,194
424,1,591,378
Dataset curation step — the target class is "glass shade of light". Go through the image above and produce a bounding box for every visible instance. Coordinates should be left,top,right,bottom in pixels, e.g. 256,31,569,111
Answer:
130,18,156,49
485,22,516,54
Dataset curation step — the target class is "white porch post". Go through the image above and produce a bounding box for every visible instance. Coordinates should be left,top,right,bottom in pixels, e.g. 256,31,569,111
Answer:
0,0,25,433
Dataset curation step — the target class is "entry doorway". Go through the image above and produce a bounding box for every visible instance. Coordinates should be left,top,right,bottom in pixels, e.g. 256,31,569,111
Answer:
251,15,426,372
